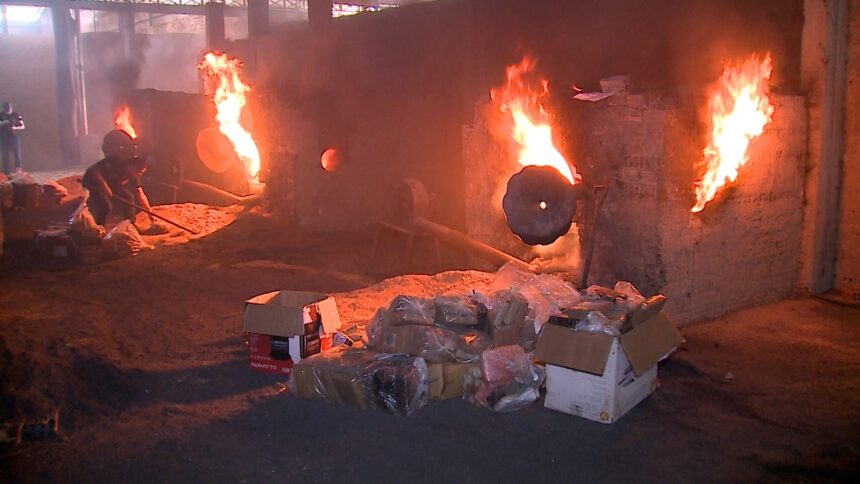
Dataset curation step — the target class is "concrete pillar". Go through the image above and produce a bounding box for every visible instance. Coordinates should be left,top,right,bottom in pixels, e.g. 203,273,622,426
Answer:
248,0,270,38
51,6,81,166
119,5,135,61
799,0,850,294
1,5,8,35
835,2,860,291
308,0,333,29
72,9,88,136
205,1,226,51
246,0,269,76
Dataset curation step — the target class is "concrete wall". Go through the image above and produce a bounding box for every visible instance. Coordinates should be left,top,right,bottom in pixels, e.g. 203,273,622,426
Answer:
0,34,62,171
255,0,804,232
836,1,860,290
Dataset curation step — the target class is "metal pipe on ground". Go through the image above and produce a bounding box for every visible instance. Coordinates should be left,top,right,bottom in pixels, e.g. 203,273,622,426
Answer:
180,179,262,207
412,217,533,273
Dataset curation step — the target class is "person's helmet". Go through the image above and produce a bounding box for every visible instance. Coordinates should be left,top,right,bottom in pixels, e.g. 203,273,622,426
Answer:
102,129,138,160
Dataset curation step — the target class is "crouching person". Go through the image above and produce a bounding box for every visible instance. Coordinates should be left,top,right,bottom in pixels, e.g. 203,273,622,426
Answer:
82,155,156,227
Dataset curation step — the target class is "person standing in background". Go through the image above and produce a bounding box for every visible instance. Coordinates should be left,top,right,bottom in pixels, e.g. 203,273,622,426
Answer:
0,101,25,175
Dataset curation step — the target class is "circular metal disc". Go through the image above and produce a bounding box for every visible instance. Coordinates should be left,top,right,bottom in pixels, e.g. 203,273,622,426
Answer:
195,127,240,174
391,178,432,226
502,165,578,246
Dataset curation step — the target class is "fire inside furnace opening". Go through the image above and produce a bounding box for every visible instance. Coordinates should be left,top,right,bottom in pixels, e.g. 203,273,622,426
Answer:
320,148,343,172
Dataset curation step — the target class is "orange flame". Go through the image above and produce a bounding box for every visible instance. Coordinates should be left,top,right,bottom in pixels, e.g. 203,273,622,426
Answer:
114,106,137,139
491,56,579,185
692,54,774,213
197,52,261,179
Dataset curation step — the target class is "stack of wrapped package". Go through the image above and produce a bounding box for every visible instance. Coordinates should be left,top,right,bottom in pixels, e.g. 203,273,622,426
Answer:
288,263,680,416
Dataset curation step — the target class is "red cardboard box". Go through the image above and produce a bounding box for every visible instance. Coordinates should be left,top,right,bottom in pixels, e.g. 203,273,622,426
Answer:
243,291,341,375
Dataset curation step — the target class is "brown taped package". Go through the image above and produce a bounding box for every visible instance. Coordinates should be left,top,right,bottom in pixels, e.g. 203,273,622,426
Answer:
433,295,483,327
291,348,372,409
387,295,435,325
428,362,474,400
290,346,431,415
377,325,477,364
488,291,529,346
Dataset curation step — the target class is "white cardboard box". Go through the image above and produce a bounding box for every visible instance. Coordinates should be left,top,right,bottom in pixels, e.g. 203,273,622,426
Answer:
535,309,682,424
544,339,658,424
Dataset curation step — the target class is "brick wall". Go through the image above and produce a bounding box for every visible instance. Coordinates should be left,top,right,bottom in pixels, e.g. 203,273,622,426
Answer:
255,0,804,233
462,100,537,265
579,93,807,324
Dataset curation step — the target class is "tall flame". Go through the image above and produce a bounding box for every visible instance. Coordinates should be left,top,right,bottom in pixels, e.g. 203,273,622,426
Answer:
114,106,137,139
197,52,261,179
491,56,579,185
692,54,774,213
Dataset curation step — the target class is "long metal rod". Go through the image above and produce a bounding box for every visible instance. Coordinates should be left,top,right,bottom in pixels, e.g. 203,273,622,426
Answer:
112,195,200,235
413,217,533,272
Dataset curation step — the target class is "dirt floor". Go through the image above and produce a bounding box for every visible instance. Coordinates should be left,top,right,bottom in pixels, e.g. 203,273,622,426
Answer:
0,209,859,482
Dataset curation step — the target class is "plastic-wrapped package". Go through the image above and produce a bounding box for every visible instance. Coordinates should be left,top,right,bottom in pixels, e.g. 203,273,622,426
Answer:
491,262,581,331
584,281,646,315
461,330,493,355
428,362,474,400
470,290,490,309
463,345,545,413
9,171,37,185
486,290,530,347
291,346,374,407
615,294,669,333
367,353,430,414
43,179,69,198
574,310,622,336
68,203,105,243
366,294,489,361
365,308,389,347
584,285,625,301
290,346,430,416
534,274,582,308
387,295,436,325
614,281,645,304
100,220,153,259
492,262,537,294
433,295,485,328
376,324,481,363
481,345,531,383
